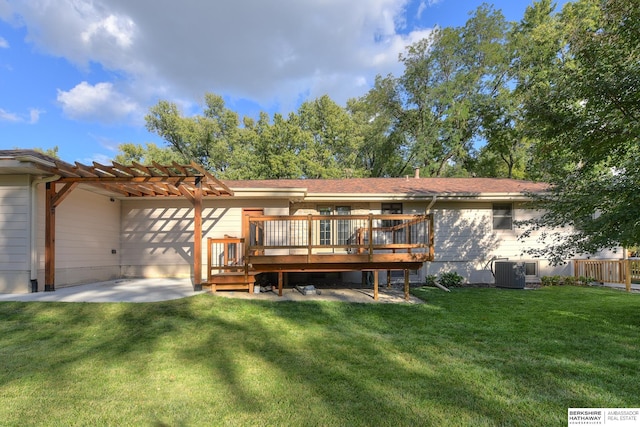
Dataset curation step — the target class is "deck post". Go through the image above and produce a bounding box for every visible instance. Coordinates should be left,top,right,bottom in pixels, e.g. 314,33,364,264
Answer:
44,182,56,292
373,270,379,301
429,215,435,261
207,238,212,284
193,179,203,291
307,214,313,261
404,269,410,301
278,271,283,297
368,214,373,262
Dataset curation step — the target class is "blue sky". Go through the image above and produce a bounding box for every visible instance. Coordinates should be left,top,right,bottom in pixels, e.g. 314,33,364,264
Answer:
0,0,570,164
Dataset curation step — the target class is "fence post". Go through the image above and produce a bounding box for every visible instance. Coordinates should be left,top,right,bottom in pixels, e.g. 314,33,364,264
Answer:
625,260,632,292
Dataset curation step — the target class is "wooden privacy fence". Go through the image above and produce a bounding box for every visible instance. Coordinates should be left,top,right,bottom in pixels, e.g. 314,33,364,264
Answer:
574,259,640,292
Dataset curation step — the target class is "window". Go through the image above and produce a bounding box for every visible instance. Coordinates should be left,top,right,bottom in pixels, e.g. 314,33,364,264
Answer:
381,203,402,227
319,207,332,245
381,203,402,215
493,203,513,230
382,203,404,243
524,262,537,277
335,206,351,245
318,206,351,246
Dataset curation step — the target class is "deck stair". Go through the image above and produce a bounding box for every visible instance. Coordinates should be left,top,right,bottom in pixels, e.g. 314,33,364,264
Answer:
206,236,257,293
206,270,257,293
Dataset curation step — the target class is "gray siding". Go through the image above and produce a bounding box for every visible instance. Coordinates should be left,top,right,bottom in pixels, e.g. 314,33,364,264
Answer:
0,175,30,293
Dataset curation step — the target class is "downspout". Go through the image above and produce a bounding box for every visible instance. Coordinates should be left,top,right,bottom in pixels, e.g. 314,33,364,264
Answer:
426,195,437,213
30,175,60,292
423,195,437,281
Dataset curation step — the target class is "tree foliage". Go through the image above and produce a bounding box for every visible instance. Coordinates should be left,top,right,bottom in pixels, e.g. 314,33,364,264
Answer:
120,4,535,180
518,0,640,263
388,5,511,177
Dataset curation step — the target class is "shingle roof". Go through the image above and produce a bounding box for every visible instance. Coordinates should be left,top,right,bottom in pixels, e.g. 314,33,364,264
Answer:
226,177,548,195
1,150,547,196
0,149,58,163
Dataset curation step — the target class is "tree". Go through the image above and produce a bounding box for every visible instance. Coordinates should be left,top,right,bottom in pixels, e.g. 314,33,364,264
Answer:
518,0,640,263
298,95,365,178
114,142,186,165
237,111,311,179
359,5,512,178
145,93,239,173
347,75,406,177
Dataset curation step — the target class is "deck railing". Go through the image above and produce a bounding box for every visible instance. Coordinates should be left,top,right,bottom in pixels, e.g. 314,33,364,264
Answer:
207,236,245,281
244,214,433,258
574,259,639,291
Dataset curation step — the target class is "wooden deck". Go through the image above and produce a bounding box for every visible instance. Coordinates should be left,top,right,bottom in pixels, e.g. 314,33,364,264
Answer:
206,214,434,300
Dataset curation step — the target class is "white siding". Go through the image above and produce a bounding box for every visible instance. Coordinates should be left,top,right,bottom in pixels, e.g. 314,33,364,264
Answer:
0,175,30,293
288,199,592,284
425,201,578,283
36,185,121,288
120,198,289,278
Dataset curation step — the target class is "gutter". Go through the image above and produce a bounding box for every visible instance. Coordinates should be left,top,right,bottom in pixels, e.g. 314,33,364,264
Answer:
303,193,533,203
29,174,60,292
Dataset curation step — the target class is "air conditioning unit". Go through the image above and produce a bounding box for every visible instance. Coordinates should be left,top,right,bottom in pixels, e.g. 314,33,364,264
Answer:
495,261,526,289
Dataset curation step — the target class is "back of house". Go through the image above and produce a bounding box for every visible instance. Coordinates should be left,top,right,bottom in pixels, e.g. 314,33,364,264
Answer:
0,149,619,294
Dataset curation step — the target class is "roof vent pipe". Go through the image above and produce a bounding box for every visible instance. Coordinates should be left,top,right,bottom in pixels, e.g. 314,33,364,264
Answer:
414,168,420,179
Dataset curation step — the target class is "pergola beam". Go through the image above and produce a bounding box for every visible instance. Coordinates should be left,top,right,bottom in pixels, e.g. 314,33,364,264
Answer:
37,159,232,293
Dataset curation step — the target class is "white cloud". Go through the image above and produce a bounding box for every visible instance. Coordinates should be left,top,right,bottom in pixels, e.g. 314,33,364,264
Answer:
81,152,114,165
0,107,20,122
81,14,134,49
417,1,427,19
0,36,8,48
29,108,42,124
0,107,42,123
4,0,436,117
57,81,140,122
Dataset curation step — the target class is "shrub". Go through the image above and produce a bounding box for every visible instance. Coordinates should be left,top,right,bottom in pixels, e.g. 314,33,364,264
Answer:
438,271,465,288
425,275,438,287
540,275,596,287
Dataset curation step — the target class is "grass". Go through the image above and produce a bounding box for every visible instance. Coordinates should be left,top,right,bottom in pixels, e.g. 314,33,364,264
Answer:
0,286,638,426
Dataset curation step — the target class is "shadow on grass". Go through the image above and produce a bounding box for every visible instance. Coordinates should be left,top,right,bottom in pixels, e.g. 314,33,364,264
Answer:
0,286,638,425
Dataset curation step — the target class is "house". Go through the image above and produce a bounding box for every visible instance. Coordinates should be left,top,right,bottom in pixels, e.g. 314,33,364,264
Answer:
0,149,599,295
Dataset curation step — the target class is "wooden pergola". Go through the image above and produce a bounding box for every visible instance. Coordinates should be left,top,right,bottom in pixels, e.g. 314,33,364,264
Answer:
33,159,233,292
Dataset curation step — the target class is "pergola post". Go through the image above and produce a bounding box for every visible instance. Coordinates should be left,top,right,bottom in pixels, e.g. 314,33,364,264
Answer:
44,181,77,291
193,178,203,291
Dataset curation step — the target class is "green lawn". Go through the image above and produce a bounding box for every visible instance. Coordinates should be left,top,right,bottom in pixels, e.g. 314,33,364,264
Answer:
0,286,638,426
